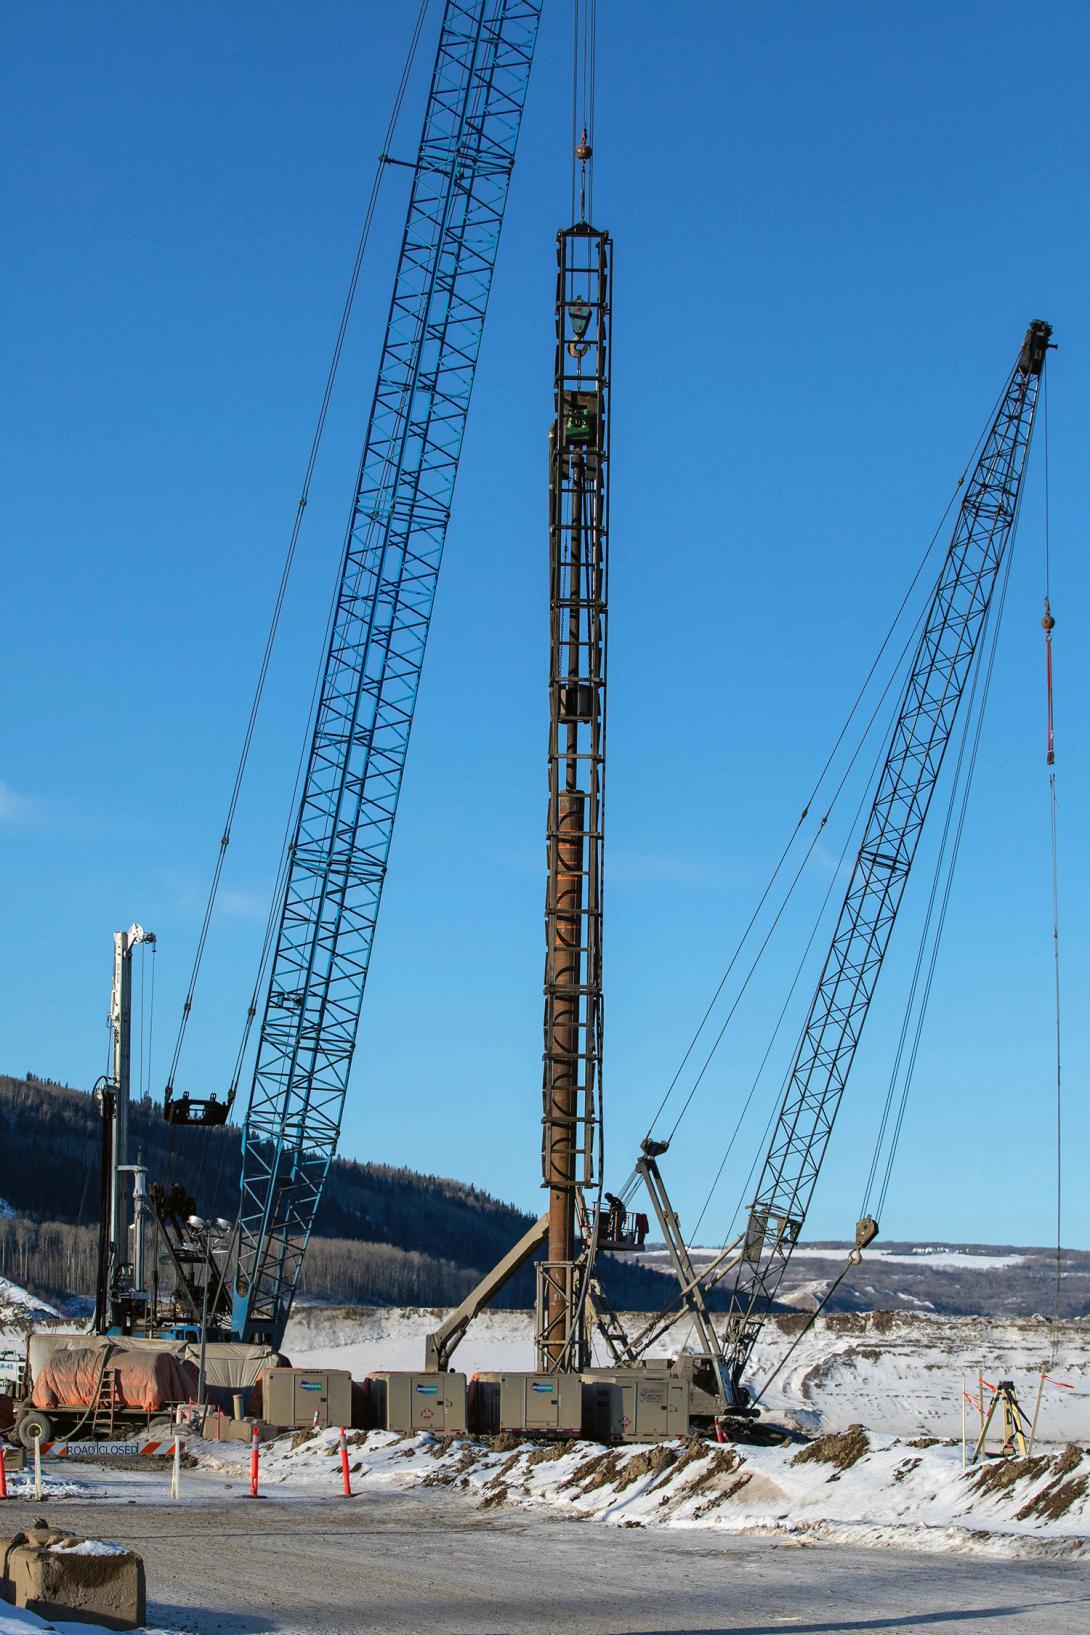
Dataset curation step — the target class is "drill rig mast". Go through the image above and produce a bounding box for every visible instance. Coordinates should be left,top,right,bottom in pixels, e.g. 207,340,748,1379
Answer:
536,217,611,1371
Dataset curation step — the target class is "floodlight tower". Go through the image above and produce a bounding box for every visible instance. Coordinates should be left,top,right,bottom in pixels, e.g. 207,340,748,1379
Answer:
536,175,611,1370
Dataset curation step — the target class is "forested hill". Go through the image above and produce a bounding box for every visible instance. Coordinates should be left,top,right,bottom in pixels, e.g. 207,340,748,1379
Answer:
0,1073,678,1312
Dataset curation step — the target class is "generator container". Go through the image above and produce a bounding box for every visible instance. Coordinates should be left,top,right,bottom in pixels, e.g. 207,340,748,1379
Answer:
262,1367,352,1429
580,1369,689,1442
470,1371,582,1437
366,1371,467,1434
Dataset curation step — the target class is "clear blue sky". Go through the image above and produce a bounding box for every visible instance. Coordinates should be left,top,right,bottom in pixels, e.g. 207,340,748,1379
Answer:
3,1,1087,1251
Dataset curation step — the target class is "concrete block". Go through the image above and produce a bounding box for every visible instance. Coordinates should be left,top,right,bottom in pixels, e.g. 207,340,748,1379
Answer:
214,1414,279,1442
1,1526,145,1630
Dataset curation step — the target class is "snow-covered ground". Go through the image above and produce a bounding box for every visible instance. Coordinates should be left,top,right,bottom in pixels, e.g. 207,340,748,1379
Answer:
283,1303,1090,1444
185,1420,1090,1560
4,1298,1087,1568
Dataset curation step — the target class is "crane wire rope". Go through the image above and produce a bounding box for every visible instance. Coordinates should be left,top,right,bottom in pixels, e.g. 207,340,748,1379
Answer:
571,0,597,222
654,369,1031,1349
1040,364,1064,1353
622,583,939,1219
681,647,924,1300
162,0,431,1108
648,492,978,1168
863,495,1020,1222
223,0,536,1143
750,392,1035,1392
640,383,1009,1150
686,698,898,1242
754,558,1014,1409
862,355,1046,1226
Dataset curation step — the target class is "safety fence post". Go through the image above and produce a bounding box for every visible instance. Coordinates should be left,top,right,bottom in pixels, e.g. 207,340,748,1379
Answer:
250,1423,260,1498
0,1443,7,1499
339,1427,351,1497
33,1435,42,1501
170,1436,182,1500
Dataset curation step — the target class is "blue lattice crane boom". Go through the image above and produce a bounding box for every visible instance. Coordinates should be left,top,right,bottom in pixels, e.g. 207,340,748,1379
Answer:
715,320,1053,1403
231,0,542,1348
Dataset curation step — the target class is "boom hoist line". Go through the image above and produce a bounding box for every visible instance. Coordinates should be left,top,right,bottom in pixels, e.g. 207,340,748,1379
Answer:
711,319,1054,1404
231,0,542,1348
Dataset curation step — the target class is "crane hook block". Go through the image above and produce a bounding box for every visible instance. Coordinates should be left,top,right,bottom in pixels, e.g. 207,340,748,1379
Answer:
855,1215,879,1251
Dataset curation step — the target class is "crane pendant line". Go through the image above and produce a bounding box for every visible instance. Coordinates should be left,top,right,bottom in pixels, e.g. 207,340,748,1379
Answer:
232,0,542,1348
720,320,1052,1400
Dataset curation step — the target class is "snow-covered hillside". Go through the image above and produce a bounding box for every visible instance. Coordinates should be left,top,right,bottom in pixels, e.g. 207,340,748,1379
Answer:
0,1273,59,1323
634,1240,1090,1318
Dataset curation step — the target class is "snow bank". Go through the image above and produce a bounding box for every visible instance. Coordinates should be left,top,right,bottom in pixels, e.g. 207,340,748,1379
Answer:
192,1423,1090,1559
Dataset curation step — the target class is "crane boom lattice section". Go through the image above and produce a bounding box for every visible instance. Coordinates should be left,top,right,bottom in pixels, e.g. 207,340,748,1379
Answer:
233,0,542,1347
721,321,1051,1397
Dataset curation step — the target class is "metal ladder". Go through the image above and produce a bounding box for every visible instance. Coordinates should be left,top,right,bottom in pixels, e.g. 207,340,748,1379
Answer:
92,1367,118,1438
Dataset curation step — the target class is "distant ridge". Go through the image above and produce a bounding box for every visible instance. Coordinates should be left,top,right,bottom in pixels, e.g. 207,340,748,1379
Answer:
634,1240,1090,1320
0,1073,677,1313
5,1074,1083,1320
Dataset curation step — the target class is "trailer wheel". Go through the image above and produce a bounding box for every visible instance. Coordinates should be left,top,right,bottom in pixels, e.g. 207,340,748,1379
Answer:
16,1410,53,1449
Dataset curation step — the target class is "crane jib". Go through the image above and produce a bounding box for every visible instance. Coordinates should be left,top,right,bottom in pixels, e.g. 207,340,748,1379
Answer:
231,1,543,1349
722,320,1052,1400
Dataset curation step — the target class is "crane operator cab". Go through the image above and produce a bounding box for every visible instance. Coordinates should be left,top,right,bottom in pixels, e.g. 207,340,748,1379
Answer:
596,1192,649,1252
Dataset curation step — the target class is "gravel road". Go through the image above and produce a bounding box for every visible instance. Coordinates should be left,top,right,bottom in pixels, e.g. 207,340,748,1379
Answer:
3,1479,1088,1634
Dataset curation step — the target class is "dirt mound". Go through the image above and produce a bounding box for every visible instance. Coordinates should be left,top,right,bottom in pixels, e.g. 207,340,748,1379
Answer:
972,1454,1051,1497
613,1445,677,1492
793,1423,870,1471
561,1448,624,1495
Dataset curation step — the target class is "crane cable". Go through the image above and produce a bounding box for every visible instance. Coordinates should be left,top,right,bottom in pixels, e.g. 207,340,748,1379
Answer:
215,0,509,1185
640,381,1011,1152
667,368,1030,1261
861,503,1018,1222
750,524,1020,1403
175,4,439,1228
624,558,952,1215
1041,365,1064,1355
860,358,1046,1227
686,694,899,1241
571,0,596,223
162,0,432,1108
